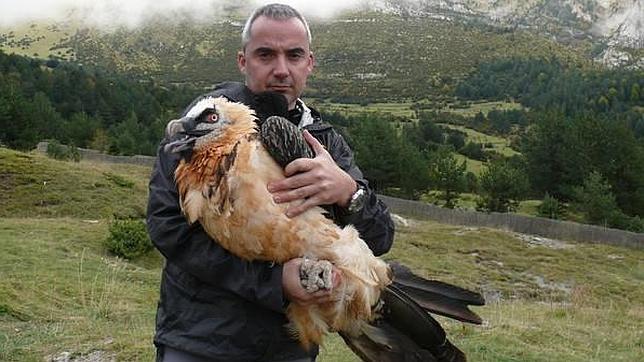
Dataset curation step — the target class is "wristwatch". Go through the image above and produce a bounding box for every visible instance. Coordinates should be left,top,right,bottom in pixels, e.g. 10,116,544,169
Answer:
346,184,367,214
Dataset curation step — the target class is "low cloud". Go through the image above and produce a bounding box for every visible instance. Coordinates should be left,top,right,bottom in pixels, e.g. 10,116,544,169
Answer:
0,0,372,27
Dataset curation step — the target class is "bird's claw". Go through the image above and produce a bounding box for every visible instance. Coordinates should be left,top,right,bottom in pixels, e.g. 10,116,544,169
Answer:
299,258,333,293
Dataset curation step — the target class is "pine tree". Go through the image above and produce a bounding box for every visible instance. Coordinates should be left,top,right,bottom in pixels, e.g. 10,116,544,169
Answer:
428,147,466,208
477,159,529,212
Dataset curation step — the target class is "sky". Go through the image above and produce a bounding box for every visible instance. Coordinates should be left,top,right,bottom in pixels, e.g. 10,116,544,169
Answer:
0,0,372,27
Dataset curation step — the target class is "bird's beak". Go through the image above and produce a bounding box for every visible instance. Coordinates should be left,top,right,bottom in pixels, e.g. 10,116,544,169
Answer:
165,118,186,139
163,135,196,155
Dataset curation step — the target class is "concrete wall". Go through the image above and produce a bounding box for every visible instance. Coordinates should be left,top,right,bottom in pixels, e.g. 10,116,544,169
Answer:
35,141,642,248
37,141,156,167
379,195,643,249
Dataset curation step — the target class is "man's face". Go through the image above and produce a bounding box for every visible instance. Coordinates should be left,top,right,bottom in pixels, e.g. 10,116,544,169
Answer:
237,16,314,110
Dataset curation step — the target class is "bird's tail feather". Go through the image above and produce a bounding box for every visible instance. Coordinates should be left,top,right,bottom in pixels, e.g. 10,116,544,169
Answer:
340,283,468,362
389,262,484,324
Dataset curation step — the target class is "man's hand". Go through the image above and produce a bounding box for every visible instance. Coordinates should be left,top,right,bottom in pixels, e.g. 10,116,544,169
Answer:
267,130,357,218
282,258,342,306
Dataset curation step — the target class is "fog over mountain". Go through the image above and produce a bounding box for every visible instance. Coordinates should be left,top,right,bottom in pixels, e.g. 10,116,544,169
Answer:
1,0,641,68
0,0,367,26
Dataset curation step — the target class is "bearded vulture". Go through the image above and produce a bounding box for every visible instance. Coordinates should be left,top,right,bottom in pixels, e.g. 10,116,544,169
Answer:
164,95,484,361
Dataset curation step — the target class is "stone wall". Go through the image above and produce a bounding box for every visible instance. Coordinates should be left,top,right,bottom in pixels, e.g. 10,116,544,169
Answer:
379,195,643,249
36,141,155,167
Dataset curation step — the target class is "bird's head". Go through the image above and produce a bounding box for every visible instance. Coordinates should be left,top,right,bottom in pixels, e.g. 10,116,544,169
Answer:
164,96,257,156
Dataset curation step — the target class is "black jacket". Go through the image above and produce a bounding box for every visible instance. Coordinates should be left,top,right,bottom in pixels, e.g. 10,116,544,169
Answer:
146,82,395,361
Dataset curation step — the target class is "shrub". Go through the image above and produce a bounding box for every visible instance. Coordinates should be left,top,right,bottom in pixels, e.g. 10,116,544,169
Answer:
465,171,478,193
45,139,81,162
477,159,530,212
572,171,619,226
46,139,69,160
459,142,486,161
608,212,644,233
537,193,566,220
104,218,152,259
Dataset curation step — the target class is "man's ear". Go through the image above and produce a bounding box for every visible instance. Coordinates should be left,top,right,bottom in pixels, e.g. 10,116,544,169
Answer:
237,50,247,74
308,51,315,72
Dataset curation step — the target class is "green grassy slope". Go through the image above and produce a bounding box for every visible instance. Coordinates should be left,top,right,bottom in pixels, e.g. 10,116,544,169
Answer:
0,148,149,219
0,21,76,59
1,148,642,361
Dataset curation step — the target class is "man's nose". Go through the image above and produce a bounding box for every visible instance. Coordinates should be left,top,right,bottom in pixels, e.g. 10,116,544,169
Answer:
273,55,289,79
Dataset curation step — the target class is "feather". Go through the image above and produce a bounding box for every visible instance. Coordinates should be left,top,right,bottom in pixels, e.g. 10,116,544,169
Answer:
260,116,315,168
185,96,217,119
172,97,390,350
389,262,484,324
169,96,484,360
252,91,290,124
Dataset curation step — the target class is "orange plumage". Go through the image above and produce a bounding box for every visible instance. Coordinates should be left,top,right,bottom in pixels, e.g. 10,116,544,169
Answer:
173,97,391,348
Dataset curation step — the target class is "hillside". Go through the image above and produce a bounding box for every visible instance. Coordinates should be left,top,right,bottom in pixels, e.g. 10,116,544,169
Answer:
1,148,643,361
1,11,592,102
0,148,150,219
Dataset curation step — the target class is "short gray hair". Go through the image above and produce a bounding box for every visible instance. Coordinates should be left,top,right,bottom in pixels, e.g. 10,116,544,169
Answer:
241,3,312,49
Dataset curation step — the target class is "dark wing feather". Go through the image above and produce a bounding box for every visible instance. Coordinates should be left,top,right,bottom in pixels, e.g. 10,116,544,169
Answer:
389,262,484,324
257,112,485,361
260,116,315,168
341,284,467,362
340,321,438,362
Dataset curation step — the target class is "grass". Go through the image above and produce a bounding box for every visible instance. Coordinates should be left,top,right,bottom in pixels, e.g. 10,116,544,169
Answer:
1,147,643,361
441,100,524,117
309,100,523,123
0,148,149,219
440,123,520,157
0,218,161,361
309,100,416,119
0,21,76,59
454,153,485,175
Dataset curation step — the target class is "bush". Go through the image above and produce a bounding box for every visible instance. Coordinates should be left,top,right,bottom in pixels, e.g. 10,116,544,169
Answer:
459,142,486,161
465,171,478,193
45,139,68,160
104,218,152,259
477,159,530,212
572,171,619,226
46,139,81,162
537,193,566,220
608,212,644,233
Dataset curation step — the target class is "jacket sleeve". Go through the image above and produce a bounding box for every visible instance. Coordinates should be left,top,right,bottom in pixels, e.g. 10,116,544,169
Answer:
146,141,287,313
321,130,395,256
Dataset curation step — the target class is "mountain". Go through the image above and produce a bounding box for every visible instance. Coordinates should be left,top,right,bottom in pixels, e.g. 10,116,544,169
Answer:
0,1,641,101
376,0,643,62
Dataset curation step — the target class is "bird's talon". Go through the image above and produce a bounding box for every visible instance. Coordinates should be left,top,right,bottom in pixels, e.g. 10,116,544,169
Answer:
299,259,333,293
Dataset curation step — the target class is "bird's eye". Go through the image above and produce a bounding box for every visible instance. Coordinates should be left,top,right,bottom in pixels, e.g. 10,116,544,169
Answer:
206,113,218,123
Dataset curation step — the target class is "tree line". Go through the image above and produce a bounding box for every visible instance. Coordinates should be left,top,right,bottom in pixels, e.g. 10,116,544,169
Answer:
0,50,198,155
324,108,643,232
1,51,642,231
455,57,644,138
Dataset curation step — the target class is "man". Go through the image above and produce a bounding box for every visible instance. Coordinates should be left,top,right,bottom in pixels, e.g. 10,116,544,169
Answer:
147,3,394,361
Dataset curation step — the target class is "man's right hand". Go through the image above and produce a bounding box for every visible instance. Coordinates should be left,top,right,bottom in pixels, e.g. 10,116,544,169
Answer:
282,258,341,306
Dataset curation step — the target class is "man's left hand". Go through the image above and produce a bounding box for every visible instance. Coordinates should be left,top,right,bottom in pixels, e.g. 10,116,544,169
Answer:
267,130,357,218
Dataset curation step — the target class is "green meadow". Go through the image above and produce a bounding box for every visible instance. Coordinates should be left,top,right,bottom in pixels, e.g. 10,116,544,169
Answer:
1,148,642,361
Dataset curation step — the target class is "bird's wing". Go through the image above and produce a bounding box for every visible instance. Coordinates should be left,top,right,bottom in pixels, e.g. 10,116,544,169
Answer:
259,115,315,168
389,262,484,324
258,117,485,361
341,284,467,362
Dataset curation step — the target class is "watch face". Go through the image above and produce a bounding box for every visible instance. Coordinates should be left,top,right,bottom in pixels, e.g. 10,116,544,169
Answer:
348,186,366,213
